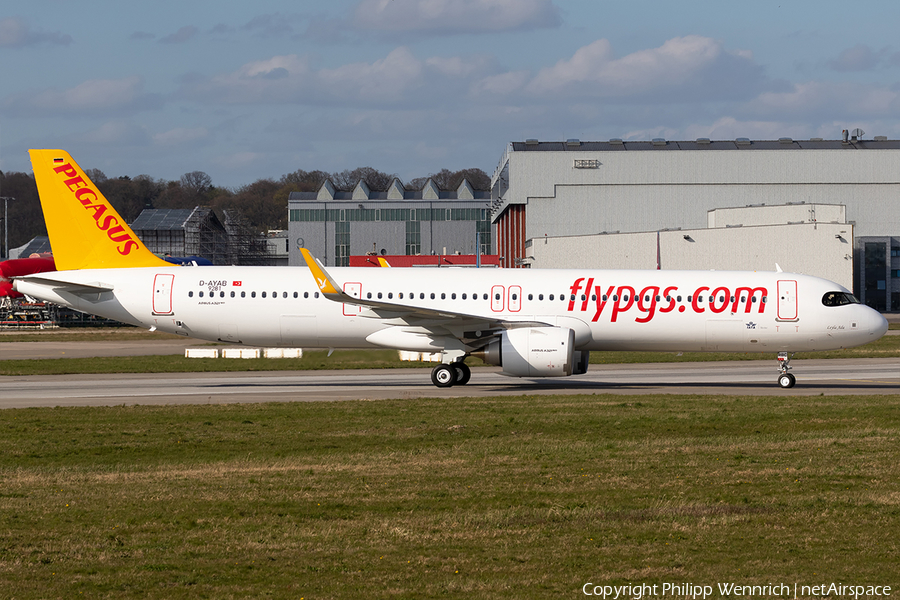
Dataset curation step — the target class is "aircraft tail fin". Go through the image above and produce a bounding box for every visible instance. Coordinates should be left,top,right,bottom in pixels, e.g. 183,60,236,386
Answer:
28,149,170,271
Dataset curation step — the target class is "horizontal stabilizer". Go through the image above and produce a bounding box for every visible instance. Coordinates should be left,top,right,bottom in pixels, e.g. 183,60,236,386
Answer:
14,273,114,294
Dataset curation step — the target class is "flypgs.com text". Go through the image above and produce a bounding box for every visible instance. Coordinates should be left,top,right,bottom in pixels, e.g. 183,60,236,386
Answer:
566,277,769,323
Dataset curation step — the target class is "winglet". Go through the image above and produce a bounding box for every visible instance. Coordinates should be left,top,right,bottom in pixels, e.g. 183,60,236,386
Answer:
300,248,343,299
29,150,170,271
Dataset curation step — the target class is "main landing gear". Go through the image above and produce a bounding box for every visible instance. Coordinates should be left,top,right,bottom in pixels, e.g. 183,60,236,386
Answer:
777,352,796,388
431,362,471,388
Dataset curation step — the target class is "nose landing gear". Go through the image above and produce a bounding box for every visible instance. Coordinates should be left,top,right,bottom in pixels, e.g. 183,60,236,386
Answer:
777,352,796,388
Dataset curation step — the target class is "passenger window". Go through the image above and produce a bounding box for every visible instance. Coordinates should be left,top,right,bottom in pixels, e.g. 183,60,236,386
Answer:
483,293,488,300
199,291,204,298
314,292,319,298
293,292,298,298
431,293,435,299
512,294,518,300
367,292,372,299
538,294,544,300
441,293,446,300
463,293,467,300
188,291,193,297
549,294,554,301
283,292,288,298
230,291,235,298
303,291,308,298
451,293,456,300
220,291,225,298
262,291,267,298
241,291,246,298
377,292,382,299
251,292,256,298
420,293,425,300
388,292,393,299
527,294,533,301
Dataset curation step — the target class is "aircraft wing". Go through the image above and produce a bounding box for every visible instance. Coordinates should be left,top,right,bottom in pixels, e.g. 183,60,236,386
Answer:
300,249,549,335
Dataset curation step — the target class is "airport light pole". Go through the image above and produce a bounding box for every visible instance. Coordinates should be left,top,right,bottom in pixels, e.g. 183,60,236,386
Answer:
1,197,13,260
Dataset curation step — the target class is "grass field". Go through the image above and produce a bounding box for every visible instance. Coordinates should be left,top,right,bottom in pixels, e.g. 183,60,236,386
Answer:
1,393,899,598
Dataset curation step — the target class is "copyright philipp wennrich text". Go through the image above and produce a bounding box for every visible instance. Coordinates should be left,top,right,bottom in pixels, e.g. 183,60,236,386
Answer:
581,582,892,599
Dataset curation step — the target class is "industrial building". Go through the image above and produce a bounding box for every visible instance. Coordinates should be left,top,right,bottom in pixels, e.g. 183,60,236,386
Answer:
490,137,900,310
287,178,493,267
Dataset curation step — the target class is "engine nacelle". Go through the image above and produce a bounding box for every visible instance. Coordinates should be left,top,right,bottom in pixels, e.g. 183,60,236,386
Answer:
477,326,576,377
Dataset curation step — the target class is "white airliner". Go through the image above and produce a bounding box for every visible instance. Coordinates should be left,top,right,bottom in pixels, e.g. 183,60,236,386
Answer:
15,150,889,389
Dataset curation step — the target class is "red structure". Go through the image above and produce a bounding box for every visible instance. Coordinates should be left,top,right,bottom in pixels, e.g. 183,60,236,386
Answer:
349,254,500,268
494,204,527,268
0,255,56,298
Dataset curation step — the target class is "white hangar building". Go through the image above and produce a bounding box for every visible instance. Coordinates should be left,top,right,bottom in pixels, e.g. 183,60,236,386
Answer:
490,137,900,311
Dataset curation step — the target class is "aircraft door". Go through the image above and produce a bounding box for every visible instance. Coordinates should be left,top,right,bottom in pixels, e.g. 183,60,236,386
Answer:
152,274,175,315
343,282,362,316
491,285,505,312
777,280,798,321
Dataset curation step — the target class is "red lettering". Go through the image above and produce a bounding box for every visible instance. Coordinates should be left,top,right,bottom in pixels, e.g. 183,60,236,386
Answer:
635,285,660,323
611,286,636,322
106,225,131,242
580,277,594,312
693,286,709,313
84,203,107,221
710,286,730,313
568,278,584,312
74,188,98,205
64,176,87,192
98,214,119,231
53,163,78,178
658,286,678,313
117,240,139,255
591,285,615,322
732,286,767,313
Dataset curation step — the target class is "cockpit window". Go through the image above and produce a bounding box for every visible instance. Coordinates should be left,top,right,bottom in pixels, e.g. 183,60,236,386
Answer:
822,291,860,307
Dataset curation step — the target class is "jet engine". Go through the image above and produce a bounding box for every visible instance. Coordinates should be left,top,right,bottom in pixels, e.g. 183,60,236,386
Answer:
475,326,588,378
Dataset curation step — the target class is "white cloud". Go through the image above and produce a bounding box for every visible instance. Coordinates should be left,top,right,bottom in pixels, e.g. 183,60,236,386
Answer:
180,47,496,108
352,0,560,34
2,76,163,117
827,44,882,72
0,17,71,47
751,81,899,119
527,36,767,102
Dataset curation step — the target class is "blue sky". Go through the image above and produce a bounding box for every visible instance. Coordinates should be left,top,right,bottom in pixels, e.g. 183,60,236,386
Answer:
2,0,899,188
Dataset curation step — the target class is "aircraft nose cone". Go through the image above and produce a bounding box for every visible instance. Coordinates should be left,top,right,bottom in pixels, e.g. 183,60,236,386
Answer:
870,310,889,338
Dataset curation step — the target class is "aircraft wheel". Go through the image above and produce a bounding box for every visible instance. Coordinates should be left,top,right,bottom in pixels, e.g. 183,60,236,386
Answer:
778,373,796,389
431,364,456,388
453,363,471,385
